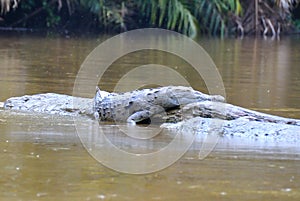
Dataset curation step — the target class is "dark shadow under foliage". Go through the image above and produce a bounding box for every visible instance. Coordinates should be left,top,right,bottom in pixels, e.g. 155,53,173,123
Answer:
0,0,299,37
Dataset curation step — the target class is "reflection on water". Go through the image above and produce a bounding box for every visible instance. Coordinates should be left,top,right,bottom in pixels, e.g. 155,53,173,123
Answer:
1,111,299,200
0,34,300,200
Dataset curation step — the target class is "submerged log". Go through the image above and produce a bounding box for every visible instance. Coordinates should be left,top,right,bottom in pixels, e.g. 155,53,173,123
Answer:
181,101,300,126
161,101,300,143
161,117,300,143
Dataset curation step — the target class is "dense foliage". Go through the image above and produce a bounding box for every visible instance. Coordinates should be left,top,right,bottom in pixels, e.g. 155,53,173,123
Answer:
0,0,299,37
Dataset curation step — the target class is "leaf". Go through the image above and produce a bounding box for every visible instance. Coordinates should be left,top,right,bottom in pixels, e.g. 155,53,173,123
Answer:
137,0,198,37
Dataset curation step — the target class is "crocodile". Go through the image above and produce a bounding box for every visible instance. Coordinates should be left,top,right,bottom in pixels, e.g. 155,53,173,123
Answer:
2,86,224,123
2,85,300,127
2,86,300,142
93,86,225,124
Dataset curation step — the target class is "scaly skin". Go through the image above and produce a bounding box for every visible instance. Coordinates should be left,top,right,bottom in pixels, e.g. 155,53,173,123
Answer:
93,86,225,124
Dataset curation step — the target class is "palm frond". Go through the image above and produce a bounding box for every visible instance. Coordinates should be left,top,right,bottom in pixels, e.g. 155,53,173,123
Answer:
193,0,242,36
78,0,127,31
137,0,198,38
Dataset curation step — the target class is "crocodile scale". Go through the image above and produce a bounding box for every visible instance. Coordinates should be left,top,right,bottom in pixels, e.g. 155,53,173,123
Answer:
93,86,225,124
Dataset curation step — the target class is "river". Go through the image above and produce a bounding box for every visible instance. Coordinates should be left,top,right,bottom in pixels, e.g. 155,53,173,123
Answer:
0,33,299,200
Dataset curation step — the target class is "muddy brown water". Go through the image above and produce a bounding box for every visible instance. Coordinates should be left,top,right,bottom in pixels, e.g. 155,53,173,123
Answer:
0,34,300,200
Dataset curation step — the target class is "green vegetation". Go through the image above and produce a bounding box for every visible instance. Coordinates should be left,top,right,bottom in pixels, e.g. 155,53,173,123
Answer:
0,0,299,37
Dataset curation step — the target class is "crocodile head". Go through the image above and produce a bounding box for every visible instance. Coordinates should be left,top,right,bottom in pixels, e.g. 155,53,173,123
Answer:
93,86,112,119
